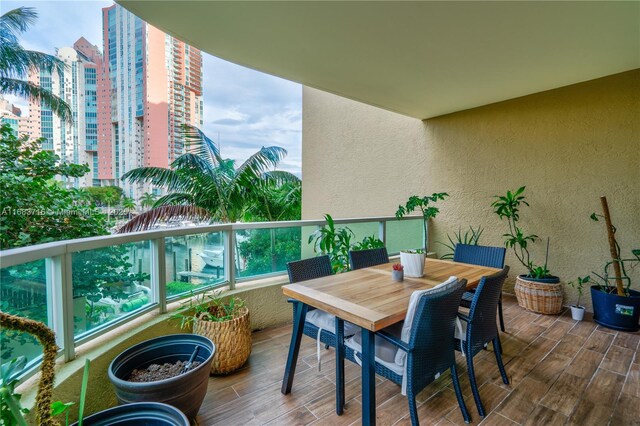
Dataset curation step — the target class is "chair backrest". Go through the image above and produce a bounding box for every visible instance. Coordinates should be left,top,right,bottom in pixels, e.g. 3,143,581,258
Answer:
286,255,333,283
467,266,510,355
406,279,467,393
453,244,506,268
349,247,389,270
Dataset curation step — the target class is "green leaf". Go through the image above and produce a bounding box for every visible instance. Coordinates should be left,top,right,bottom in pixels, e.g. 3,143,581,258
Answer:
78,359,90,426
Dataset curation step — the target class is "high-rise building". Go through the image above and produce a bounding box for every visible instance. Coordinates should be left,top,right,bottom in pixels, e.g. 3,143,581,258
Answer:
27,38,108,188
0,96,28,137
102,4,203,200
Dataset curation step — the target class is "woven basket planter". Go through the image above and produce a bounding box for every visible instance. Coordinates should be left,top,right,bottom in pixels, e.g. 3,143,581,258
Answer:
192,306,251,374
514,275,563,315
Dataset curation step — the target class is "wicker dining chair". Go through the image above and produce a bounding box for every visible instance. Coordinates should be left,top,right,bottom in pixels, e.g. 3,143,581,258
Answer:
349,247,389,270
454,244,507,332
455,267,510,417
341,278,471,425
286,256,357,350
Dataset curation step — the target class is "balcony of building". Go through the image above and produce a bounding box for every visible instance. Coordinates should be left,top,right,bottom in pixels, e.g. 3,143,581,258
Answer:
2,1,638,425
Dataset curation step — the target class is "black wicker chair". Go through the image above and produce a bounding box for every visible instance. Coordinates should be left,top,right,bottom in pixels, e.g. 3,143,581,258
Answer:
286,256,355,350
454,244,507,332
349,247,389,270
456,267,510,417
341,278,471,425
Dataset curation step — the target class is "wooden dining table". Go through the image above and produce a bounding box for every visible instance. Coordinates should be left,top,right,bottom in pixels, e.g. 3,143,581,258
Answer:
280,258,500,425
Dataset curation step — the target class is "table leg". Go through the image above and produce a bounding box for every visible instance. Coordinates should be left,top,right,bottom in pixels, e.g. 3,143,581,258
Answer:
281,301,308,394
335,317,345,415
361,328,376,425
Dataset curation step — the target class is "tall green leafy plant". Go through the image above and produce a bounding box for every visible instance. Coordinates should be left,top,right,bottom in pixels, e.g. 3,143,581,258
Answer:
308,214,355,273
395,192,449,252
491,186,552,279
308,214,384,273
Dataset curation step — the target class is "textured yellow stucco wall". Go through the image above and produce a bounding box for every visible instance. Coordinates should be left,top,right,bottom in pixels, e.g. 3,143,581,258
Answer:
302,70,640,309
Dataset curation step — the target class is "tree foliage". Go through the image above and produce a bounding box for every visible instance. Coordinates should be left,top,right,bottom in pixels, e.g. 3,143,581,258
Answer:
0,125,107,249
83,186,124,207
118,125,301,232
0,7,72,122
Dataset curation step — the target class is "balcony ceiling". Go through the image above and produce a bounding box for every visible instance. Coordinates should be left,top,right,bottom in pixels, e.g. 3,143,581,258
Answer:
118,1,640,119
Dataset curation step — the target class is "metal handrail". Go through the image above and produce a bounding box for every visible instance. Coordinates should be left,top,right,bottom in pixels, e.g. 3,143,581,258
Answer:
0,215,422,366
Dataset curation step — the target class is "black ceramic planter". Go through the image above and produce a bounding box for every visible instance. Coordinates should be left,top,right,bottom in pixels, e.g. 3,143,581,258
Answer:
108,334,215,420
72,402,189,426
591,286,640,332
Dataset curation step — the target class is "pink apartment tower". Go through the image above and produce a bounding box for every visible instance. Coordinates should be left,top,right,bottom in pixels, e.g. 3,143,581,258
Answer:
102,4,203,200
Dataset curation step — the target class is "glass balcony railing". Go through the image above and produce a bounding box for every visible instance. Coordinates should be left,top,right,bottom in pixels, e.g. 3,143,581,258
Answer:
0,215,423,380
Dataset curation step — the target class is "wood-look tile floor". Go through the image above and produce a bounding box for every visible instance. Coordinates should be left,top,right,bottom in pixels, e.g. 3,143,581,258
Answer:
195,295,640,426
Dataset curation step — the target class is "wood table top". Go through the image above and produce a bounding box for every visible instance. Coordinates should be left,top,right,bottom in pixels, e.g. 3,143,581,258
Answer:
282,258,500,331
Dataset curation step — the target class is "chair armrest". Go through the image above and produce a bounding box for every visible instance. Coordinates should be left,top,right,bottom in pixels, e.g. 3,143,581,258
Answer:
376,330,411,352
457,312,471,323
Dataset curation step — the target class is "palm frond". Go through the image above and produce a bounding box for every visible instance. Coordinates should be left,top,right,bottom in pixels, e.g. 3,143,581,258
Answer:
0,46,66,79
117,205,212,233
153,192,195,207
0,7,37,35
170,152,217,177
234,146,287,186
121,167,193,193
262,170,301,186
0,78,72,123
181,125,224,169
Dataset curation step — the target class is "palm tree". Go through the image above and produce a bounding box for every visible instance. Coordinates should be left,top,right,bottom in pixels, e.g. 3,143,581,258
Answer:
121,197,136,219
0,7,72,122
139,192,157,210
117,126,300,233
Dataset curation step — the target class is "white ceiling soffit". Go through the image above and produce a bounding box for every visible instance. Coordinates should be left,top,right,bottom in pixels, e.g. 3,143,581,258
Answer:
118,1,640,120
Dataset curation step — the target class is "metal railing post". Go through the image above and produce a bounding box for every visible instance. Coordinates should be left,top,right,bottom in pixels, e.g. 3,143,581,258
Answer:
379,221,387,245
48,254,75,361
224,230,236,289
151,238,167,313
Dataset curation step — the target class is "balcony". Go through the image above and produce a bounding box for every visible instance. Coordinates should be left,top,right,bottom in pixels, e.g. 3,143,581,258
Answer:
3,216,638,424
4,1,638,424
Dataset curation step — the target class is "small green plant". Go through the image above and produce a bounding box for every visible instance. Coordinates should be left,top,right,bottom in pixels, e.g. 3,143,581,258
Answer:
491,186,553,279
172,290,246,329
401,248,425,254
0,357,29,426
395,193,449,252
308,214,384,273
438,225,484,260
351,235,385,251
567,276,588,307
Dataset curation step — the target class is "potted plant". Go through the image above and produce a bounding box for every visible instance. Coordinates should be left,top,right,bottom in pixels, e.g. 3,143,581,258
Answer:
391,263,404,282
173,290,251,374
578,197,640,331
0,312,190,426
308,214,384,273
108,333,214,420
395,192,449,277
567,277,587,321
492,186,563,314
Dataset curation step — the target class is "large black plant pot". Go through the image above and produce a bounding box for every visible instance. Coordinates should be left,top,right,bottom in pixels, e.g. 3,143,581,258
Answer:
591,286,640,332
72,402,189,425
109,334,215,420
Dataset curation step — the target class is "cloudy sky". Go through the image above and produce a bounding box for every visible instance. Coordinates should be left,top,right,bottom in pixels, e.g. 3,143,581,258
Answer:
4,0,303,175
